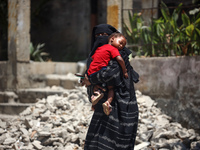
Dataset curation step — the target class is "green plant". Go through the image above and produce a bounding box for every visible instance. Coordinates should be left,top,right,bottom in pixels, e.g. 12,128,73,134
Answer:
180,9,200,55
123,12,142,53
154,1,183,56
30,42,49,61
123,1,200,57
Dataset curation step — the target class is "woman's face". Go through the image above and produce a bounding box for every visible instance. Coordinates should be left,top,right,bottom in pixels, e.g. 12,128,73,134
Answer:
110,36,127,50
95,33,108,38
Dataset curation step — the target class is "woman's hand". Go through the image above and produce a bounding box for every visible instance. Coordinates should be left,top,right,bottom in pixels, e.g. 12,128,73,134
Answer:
124,72,129,79
81,74,91,87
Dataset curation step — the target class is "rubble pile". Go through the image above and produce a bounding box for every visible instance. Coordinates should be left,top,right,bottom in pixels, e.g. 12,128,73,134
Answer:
135,91,200,150
0,87,199,150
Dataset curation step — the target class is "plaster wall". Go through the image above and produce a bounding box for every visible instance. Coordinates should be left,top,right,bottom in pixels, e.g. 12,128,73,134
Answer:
131,56,200,132
17,62,77,89
0,61,77,90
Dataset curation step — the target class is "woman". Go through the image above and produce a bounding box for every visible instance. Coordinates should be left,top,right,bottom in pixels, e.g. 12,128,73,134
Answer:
82,24,139,150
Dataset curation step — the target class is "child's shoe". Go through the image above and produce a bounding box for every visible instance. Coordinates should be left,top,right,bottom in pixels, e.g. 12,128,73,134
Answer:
102,101,112,115
91,91,104,105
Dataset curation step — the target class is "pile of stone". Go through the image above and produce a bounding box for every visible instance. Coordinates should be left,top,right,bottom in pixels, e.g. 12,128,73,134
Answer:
0,87,90,150
0,87,199,150
135,91,200,150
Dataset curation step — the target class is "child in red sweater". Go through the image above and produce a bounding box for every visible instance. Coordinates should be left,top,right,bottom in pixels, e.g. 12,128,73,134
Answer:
87,33,128,115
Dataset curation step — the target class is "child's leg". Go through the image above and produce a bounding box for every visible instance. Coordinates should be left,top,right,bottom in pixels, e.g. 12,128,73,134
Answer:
102,86,113,115
107,86,114,104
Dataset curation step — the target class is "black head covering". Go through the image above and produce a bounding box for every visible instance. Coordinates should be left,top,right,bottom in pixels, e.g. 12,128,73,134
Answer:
87,24,118,69
90,24,118,56
87,24,132,70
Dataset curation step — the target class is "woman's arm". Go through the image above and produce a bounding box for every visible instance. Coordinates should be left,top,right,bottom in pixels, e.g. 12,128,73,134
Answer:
115,56,128,78
88,59,121,86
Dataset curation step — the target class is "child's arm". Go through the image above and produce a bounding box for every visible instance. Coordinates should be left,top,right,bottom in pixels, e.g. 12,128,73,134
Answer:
115,56,128,78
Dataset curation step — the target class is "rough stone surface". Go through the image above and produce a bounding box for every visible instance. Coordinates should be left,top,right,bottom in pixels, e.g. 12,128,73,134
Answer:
131,56,200,132
0,87,199,150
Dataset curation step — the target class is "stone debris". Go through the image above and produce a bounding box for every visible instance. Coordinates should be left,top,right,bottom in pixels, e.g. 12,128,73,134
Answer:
0,87,199,150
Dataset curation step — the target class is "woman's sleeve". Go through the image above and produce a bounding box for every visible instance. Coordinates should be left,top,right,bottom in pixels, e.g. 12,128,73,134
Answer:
121,49,139,83
88,59,121,86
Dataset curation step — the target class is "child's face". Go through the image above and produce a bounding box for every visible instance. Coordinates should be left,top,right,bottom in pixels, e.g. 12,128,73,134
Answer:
110,36,126,50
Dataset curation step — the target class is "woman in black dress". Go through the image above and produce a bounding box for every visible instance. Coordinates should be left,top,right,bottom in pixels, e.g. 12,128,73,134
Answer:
82,24,139,150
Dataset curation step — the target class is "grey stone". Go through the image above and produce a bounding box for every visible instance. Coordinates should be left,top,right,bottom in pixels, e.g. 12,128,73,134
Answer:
46,102,56,112
138,130,153,142
52,141,63,147
3,138,16,145
0,128,6,134
24,118,33,128
151,138,170,149
78,132,86,142
134,142,150,150
41,124,53,132
20,107,32,116
35,103,46,109
51,128,63,138
54,98,65,107
40,114,49,121
153,115,170,127
137,95,155,108
0,134,6,144
42,146,54,150
42,137,63,146
154,130,176,139
21,143,34,149
64,144,75,150
60,115,71,123
38,131,51,137
168,139,187,150
68,93,79,100
22,134,30,143
71,134,79,143
32,140,43,150
0,120,7,129
177,130,190,139
190,141,200,150
61,130,69,140
67,124,75,133
20,128,29,135
0,145,12,149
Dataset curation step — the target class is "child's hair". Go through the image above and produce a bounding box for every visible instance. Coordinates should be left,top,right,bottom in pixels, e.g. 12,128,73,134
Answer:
108,32,125,41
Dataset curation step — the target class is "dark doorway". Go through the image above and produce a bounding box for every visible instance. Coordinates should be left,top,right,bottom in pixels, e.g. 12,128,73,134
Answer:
0,0,8,61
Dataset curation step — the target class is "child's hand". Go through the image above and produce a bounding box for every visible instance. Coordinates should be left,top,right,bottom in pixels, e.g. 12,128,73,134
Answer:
124,72,128,79
81,74,91,87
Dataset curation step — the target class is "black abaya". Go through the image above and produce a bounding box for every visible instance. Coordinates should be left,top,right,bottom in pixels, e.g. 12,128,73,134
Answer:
84,24,139,150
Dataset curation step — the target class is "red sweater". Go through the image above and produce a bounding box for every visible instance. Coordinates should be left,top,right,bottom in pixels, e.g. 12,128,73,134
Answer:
88,44,120,75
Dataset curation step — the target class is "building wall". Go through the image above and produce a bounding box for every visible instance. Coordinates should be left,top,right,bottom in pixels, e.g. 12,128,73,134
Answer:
131,56,200,132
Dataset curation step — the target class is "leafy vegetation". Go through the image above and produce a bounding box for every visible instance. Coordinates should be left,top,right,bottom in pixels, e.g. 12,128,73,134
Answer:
30,43,50,62
123,1,200,57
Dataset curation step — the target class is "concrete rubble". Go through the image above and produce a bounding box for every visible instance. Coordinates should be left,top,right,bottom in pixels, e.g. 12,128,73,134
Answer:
0,87,199,150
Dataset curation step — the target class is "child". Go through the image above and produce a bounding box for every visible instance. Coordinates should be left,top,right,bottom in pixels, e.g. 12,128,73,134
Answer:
87,32,128,115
